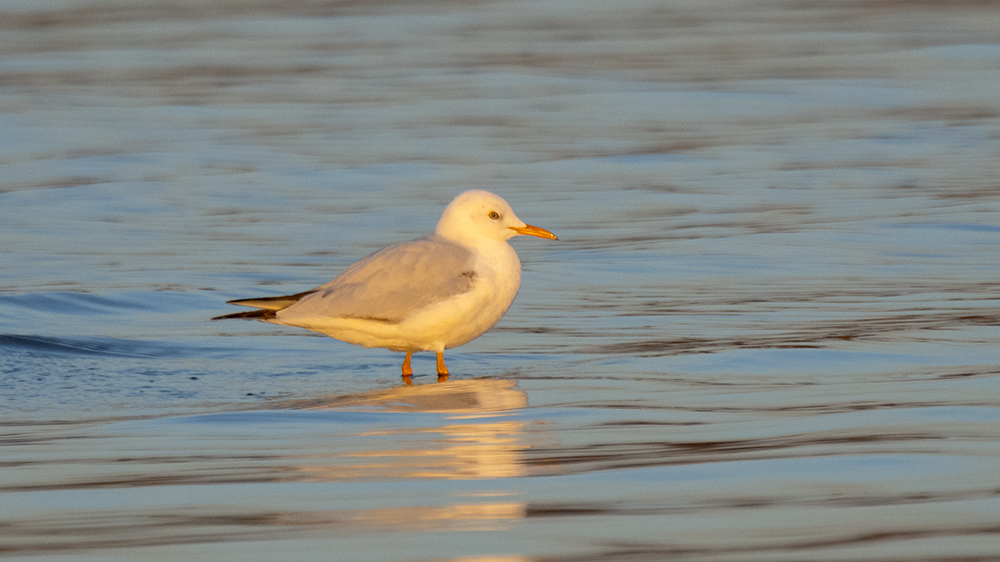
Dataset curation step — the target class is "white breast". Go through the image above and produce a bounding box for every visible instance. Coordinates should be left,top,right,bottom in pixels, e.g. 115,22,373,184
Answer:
398,239,522,351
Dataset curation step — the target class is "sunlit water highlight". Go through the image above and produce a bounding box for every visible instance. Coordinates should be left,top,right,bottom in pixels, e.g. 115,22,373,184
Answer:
2,0,1000,560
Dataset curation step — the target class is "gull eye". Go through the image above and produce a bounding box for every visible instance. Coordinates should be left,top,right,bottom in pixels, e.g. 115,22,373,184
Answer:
488,211,501,220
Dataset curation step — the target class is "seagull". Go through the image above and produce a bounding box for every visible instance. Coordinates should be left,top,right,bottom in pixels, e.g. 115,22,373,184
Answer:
213,189,557,381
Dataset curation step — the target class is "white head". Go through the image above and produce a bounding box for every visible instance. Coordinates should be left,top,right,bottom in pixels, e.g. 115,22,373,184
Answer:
435,189,557,247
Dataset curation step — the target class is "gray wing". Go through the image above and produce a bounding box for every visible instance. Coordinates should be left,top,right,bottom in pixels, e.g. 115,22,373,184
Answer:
278,235,476,324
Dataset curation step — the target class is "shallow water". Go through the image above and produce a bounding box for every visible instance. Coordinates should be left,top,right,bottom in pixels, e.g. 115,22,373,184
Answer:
2,0,1000,560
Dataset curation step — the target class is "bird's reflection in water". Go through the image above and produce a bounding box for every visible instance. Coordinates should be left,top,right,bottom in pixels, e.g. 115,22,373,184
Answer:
299,379,531,481
283,379,533,532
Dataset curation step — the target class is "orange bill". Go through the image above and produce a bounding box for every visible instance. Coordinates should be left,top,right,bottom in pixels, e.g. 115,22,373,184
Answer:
509,224,558,240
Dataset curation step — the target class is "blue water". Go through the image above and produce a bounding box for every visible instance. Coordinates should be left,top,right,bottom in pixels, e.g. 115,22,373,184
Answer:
2,0,1000,560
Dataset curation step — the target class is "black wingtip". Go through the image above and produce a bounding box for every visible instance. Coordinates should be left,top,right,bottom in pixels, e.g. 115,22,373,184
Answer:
211,309,278,321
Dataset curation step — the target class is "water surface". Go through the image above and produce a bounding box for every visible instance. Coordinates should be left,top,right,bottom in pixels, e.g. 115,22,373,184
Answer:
2,0,1000,560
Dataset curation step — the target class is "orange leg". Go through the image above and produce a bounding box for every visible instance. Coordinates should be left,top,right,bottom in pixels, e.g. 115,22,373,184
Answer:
435,352,449,376
402,351,413,377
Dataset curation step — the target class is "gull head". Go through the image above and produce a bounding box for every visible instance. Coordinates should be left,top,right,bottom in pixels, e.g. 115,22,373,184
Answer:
435,190,558,246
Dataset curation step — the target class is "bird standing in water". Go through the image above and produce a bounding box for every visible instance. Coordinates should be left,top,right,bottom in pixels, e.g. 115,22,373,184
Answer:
213,190,557,382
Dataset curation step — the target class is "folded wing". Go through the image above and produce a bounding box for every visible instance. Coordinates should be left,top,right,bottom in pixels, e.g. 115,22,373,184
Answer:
273,236,476,324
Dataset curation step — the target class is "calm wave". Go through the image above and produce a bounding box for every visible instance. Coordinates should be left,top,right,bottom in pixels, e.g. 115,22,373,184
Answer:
2,0,999,560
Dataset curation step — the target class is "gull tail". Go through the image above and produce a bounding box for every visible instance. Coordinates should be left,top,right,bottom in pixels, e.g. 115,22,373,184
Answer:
211,289,317,321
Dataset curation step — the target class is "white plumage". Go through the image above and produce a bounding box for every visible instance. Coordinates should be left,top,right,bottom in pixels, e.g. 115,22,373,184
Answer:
214,189,557,380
